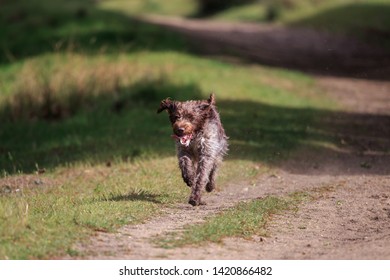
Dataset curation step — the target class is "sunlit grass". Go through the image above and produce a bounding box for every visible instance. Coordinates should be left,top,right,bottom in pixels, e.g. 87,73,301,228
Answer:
99,0,197,17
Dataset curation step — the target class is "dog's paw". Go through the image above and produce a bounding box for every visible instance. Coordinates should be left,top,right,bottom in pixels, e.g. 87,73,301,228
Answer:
182,175,194,188
205,182,215,192
188,199,198,206
188,196,206,206
183,178,193,188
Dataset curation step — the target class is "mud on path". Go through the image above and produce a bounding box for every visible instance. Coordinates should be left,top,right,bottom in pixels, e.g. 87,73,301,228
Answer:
68,17,390,260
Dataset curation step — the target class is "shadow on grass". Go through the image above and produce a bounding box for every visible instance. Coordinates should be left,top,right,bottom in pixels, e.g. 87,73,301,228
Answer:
191,0,256,17
0,0,187,64
1,77,389,176
108,190,165,204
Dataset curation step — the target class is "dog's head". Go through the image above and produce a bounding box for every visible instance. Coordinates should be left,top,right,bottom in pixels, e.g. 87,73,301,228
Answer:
157,94,216,146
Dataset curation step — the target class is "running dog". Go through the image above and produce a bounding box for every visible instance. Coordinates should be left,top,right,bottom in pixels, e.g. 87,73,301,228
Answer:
157,94,228,206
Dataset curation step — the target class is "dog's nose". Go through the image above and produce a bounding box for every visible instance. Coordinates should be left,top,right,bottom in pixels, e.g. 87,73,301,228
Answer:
175,127,185,136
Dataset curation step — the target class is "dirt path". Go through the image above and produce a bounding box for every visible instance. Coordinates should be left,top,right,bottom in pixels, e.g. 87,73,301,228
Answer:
67,17,390,260
140,15,390,79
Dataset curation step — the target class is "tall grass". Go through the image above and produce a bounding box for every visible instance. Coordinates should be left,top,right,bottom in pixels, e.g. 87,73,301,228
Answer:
2,54,167,121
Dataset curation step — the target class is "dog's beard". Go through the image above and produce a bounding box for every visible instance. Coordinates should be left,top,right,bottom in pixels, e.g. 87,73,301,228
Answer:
171,134,193,147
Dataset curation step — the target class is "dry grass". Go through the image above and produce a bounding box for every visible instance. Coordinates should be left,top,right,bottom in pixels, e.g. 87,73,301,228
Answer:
3,54,171,121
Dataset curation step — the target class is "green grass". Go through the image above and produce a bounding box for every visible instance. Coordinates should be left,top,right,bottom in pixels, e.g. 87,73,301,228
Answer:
157,192,310,248
0,0,338,259
0,0,188,64
0,158,187,259
99,0,197,17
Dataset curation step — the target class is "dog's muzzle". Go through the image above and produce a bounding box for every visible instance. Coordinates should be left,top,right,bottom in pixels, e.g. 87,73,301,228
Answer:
171,134,193,147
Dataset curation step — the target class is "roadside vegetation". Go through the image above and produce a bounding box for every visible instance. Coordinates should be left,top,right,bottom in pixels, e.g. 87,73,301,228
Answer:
2,0,382,259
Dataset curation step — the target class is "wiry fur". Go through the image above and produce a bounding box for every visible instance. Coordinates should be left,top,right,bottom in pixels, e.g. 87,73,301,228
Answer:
157,94,228,206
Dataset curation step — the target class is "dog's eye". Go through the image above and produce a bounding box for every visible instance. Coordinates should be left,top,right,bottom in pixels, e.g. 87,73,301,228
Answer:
170,115,181,122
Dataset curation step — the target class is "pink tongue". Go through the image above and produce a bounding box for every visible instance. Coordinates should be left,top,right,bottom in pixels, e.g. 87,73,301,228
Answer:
180,136,190,146
171,134,192,146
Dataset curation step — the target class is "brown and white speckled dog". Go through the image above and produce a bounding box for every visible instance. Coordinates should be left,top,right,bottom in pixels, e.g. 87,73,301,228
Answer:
157,94,228,206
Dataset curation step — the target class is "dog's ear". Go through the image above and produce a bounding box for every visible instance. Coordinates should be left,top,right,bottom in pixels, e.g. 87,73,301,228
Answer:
197,93,216,111
208,93,216,105
157,98,173,114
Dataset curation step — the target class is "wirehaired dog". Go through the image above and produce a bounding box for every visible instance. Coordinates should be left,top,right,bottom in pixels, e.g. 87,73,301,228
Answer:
157,94,228,206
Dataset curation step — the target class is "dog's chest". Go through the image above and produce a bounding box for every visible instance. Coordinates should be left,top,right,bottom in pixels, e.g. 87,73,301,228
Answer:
179,134,221,160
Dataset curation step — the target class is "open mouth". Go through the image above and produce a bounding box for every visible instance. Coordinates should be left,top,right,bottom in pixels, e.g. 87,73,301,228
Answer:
171,134,193,147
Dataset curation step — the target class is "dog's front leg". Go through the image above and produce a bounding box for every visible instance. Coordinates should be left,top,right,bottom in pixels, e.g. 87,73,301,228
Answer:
178,154,195,188
205,163,217,192
189,156,213,206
